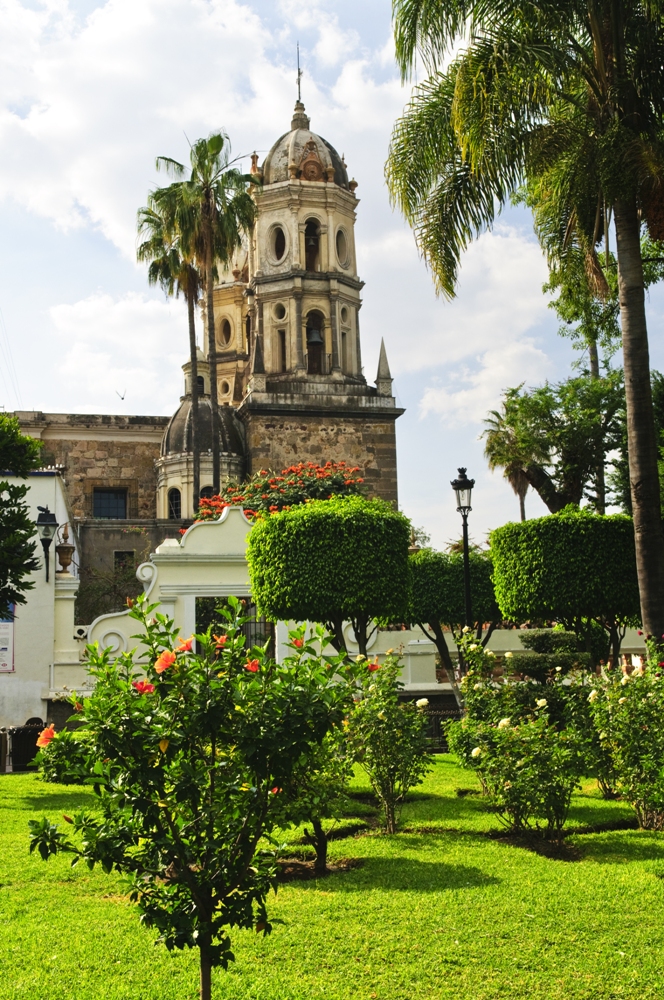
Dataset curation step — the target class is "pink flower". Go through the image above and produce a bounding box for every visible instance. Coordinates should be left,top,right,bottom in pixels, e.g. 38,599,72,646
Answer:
155,650,176,674
245,659,260,673
175,636,194,652
133,680,155,694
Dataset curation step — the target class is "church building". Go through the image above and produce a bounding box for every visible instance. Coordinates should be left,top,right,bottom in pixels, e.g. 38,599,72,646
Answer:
15,103,403,593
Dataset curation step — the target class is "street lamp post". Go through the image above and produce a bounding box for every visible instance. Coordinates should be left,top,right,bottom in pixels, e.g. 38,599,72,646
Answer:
451,468,475,629
36,506,59,583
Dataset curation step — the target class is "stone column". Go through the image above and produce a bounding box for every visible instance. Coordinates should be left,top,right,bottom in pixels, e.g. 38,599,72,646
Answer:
330,290,341,373
294,291,305,370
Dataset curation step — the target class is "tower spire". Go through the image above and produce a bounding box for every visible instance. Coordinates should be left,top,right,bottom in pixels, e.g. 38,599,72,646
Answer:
375,339,393,397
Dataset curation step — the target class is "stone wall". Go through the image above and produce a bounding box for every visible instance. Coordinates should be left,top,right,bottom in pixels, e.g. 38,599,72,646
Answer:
241,409,399,502
15,412,168,520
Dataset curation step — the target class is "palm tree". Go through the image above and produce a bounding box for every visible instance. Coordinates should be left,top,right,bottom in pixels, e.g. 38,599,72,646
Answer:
388,0,664,636
137,205,202,512
484,423,530,522
153,134,257,494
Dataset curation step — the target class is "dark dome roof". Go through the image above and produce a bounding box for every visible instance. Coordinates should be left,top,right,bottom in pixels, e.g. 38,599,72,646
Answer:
262,102,349,189
161,397,245,458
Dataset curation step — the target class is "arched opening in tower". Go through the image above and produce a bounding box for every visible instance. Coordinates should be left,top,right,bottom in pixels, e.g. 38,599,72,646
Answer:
306,311,325,375
304,219,320,272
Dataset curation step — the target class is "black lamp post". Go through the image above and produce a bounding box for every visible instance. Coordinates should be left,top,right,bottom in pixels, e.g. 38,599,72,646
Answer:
36,506,59,583
451,468,475,628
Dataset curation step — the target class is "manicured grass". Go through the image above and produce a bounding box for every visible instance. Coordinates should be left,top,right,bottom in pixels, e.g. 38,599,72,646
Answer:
2,759,664,999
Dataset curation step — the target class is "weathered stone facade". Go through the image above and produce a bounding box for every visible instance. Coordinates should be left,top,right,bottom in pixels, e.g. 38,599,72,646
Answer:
16,412,167,519
241,405,399,502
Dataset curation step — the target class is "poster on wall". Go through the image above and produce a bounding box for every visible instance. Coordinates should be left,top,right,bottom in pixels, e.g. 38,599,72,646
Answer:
0,605,15,672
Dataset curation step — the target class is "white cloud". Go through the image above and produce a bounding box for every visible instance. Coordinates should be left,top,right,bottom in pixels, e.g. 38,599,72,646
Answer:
50,291,188,413
419,338,551,426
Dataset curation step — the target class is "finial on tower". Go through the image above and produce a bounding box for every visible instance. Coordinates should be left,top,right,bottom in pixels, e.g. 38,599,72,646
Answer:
297,41,302,102
375,339,393,397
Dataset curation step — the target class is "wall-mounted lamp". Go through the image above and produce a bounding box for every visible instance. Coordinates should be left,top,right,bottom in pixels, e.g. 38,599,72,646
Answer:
36,505,59,583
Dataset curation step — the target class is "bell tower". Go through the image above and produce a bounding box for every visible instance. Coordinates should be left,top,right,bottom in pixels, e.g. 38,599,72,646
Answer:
204,101,403,502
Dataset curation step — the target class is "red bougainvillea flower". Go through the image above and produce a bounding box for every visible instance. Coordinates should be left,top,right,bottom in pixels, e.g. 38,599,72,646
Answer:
270,787,281,795
367,659,381,672
175,636,194,653
213,634,228,650
292,638,304,648
638,630,643,635
36,725,56,748
659,661,664,667
245,659,260,673
133,679,155,694
155,650,177,674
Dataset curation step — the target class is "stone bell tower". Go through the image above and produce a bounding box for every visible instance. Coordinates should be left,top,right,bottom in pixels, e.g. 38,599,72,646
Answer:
203,101,403,502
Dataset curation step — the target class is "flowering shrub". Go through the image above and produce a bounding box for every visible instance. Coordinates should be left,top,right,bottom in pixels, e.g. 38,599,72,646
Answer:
29,595,357,1000
588,664,664,829
346,654,433,833
447,712,585,839
195,461,366,521
34,728,92,785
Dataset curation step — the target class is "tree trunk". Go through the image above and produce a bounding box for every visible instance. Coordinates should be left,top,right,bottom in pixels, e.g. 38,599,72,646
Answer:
200,949,212,1000
519,491,526,521
206,235,221,495
187,287,200,515
588,337,606,514
614,198,664,638
305,817,328,874
419,621,463,707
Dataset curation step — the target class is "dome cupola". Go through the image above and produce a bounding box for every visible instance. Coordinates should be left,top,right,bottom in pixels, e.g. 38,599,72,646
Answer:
261,102,350,188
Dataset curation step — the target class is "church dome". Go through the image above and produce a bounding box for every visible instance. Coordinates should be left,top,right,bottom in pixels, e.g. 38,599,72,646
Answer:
262,102,350,189
161,397,245,459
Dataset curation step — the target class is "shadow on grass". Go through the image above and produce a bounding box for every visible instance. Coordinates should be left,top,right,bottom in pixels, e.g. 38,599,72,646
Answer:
574,830,664,864
18,792,95,813
321,856,500,893
401,793,493,825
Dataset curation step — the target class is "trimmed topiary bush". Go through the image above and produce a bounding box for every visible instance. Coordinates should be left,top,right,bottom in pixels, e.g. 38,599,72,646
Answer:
247,496,411,654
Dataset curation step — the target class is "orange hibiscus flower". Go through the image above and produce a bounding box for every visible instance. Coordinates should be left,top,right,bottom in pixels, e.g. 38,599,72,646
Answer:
36,725,56,748
155,650,177,674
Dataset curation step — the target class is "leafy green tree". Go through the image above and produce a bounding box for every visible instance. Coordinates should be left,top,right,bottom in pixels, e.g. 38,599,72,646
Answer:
387,0,664,638
483,374,623,515
137,204,203,510
29,596,356,1000
490,507,640,664
408,548,500,686
0,414,42,616
247,496,411,656
153,133,257,493
346,655,433,833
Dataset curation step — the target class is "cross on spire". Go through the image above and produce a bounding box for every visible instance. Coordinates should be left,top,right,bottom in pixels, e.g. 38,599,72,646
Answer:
297,42,303,102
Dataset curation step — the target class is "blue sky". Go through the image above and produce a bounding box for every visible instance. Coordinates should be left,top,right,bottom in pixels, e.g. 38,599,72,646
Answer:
2,0,664,547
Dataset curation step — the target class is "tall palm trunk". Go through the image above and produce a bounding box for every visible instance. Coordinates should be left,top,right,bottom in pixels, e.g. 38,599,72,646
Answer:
519,491,526,522
614,198,664,636
205,232,221,494
588,337,606,514
186,282,200,514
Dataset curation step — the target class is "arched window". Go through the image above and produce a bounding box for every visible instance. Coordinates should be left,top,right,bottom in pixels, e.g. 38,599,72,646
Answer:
306,310,325,375
168,488,181,520
220,319,232,347
196,375,204,393
199,486,214,499
304,219,320,272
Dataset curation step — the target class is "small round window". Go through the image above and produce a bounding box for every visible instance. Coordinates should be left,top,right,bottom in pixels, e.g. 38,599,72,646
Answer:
336,228,349,267
340,305,349,324
220,380,230,395
274,303,286,320
273,226,286,261
220,320,231,346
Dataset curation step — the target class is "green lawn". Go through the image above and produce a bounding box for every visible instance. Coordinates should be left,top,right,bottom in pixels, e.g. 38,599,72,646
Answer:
2,758,664,999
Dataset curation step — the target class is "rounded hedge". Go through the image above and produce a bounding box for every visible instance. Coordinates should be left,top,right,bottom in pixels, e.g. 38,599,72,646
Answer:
247,496,411,625
490,507,640,626
409,548,499,628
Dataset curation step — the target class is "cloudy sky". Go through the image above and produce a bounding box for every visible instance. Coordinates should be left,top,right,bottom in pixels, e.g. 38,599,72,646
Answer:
2,0,664,547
